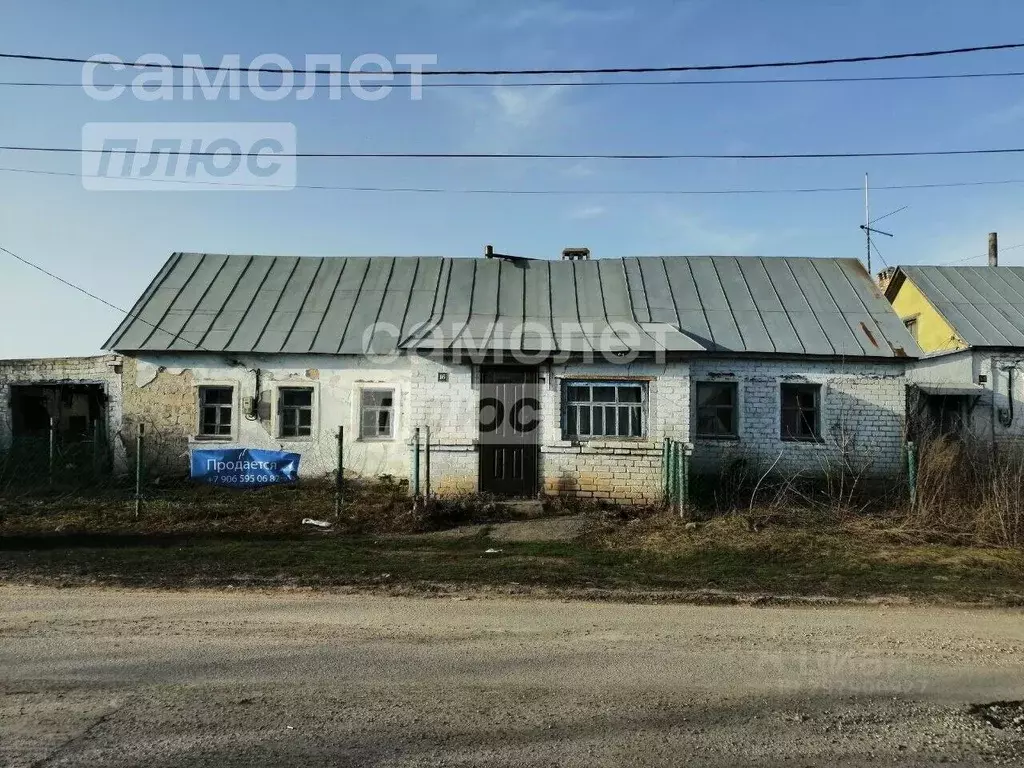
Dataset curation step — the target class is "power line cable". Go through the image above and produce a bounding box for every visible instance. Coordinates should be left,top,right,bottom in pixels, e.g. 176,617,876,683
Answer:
2,42,1024,76
8,145,1024,161
0,244,216,351
9,164,1024,195
935,242,1024,265
7,70,1024,89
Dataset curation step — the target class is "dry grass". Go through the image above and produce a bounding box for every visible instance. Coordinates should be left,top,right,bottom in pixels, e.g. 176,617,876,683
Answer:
905,437,1024,548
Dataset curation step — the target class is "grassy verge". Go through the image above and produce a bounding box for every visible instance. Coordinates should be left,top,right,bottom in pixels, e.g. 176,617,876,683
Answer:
2,514,1022,604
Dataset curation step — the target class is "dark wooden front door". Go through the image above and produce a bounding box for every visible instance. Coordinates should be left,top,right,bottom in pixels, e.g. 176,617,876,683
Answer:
479,367,540,497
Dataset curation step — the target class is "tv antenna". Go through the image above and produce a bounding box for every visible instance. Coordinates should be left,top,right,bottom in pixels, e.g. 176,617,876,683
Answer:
860,173,906,274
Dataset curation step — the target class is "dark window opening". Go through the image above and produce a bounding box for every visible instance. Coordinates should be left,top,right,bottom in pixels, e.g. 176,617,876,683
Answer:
904,317,919,341
361,389,395,439
279,387,314,438
781,383,821,441
696,381,738,438
199,386,233,437
10,383,106,442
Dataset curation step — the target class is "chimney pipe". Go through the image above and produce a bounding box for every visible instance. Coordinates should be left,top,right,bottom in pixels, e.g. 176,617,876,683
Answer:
562,247,591,261
485,244,494,259
989,232,999,267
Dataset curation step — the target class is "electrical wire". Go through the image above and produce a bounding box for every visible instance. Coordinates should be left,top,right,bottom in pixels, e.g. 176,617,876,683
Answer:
0,244,219,352
10,164,1024,196
935,243,1024,265
3,42,1023,76
6,70,1024,89
7,145,1024,161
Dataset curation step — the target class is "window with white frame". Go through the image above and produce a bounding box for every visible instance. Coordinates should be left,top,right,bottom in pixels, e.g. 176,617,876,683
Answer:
563,381,646,439
278,387,314,438
198,386,233,437
360,388,395,440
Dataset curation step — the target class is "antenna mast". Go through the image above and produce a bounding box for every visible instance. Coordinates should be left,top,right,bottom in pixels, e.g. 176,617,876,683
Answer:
864,173,871,273
859,173,901,275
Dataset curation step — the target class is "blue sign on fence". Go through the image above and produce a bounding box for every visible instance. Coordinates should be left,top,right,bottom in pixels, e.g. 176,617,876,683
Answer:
190,448,301,488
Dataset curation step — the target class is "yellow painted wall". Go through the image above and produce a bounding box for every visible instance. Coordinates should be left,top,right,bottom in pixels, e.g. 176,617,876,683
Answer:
890,278,965,354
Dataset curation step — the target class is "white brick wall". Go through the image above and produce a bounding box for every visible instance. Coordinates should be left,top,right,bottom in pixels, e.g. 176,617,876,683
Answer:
690,358,907,478
118,351,911,503
539,360,689,504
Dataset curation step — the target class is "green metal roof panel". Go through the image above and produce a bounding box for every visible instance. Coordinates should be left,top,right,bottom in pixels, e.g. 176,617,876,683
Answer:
105,253,920,359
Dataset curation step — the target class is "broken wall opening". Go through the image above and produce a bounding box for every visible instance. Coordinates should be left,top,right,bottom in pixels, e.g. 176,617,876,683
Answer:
4,383,111,483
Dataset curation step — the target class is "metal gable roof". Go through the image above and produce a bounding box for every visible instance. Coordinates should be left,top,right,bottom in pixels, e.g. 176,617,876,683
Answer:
894,265,1024,348
104,253,920,359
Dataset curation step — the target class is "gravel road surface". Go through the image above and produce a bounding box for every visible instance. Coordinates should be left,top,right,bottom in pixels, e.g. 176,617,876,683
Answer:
1,586,1022,766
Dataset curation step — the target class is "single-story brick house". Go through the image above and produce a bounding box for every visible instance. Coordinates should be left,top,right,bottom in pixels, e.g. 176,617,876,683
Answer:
102,249,921,503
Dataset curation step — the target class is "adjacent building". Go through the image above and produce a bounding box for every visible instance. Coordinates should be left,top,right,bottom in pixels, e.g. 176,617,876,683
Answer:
885,263,1024,443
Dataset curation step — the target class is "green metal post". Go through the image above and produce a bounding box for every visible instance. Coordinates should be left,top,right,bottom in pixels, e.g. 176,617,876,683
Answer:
681,444,691,513
675,442,684,517
662,438,670,506
907,440,918,508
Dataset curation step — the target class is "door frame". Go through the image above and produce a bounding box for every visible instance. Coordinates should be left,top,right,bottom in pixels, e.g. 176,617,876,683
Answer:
478,365,541,497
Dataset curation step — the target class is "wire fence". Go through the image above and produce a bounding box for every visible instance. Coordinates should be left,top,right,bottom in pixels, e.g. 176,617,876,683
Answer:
0,422,406,529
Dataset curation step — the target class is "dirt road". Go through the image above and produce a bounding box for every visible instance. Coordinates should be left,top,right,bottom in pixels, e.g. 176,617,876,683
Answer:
1,586,1022,766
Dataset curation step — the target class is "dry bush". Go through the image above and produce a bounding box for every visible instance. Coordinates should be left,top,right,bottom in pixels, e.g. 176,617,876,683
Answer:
907,436,1024,548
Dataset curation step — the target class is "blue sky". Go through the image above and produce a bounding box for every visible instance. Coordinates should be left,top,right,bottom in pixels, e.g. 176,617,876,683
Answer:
3,0,1024,357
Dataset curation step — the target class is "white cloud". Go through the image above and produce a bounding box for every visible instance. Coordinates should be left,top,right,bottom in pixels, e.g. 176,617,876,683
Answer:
492,83,570,129
442,80,577,153
562,160,598,178
567,204,607,220
650,207,761,254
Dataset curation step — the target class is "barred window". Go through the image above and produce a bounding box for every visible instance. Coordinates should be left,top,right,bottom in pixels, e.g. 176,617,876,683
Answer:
199,386,233,437
279,387,314,438
780,383,821,441
696,382,738,438
360,389,395,440
563,381,646,439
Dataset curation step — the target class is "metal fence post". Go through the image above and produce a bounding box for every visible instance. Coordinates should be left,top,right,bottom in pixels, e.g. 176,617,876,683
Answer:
681,444,693,518
424,425,431,503
906,440,918,508
47,415,55,487
662,438,670,507
671,442,679,514
335,426,344,517
134,423,144,517
92,419,102,479
413,427,421,499
668,440,678,511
